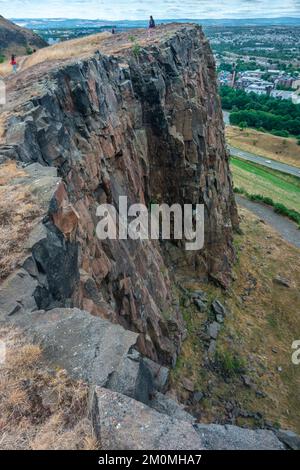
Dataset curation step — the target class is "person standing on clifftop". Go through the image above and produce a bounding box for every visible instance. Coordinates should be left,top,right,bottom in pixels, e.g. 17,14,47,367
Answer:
148,15,156,38
10,55,17,74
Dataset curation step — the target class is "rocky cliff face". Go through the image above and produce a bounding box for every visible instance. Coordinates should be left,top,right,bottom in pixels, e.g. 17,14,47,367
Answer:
0,24,238,366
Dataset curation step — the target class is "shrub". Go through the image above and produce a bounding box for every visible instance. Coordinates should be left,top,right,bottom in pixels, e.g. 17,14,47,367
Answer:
238,121,248,130
216,350,246,376
271,129,289,138
132,42,141,58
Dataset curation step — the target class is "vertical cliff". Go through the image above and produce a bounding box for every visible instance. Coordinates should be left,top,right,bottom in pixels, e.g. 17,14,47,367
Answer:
0,24,238,366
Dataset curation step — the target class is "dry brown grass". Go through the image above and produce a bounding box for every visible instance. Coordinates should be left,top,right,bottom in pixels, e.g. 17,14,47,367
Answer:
22,32,112,71
0,325,98,450
0,33,110,77
0,160,42,280
226,125,300,168
0,24,185,79
0,60,12,78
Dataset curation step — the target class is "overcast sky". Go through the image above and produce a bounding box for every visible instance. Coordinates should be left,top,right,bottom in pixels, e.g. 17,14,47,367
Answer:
0,0,299,20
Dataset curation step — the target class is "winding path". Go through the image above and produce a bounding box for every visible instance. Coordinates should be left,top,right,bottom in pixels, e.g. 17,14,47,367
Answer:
236,194,300,249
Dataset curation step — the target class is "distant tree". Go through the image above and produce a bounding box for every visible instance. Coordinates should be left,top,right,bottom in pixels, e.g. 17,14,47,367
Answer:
271,129,289,137
220,86,300,136
238,121,248,130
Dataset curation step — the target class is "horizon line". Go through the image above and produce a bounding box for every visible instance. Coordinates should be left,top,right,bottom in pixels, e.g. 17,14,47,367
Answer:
10,16,300,21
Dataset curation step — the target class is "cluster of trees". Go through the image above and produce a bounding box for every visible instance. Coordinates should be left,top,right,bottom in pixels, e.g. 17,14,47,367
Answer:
218,60,264,73
220,86,300,137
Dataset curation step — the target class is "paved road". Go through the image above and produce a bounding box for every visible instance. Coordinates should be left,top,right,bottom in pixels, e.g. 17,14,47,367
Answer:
222,111,300,177
223,110,230,125
236,194,300,249
229,146,300,178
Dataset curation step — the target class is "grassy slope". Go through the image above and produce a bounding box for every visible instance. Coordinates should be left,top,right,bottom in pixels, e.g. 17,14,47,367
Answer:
171,207,300,433
230,156,300,213
0,24,185,78
226,126,300,169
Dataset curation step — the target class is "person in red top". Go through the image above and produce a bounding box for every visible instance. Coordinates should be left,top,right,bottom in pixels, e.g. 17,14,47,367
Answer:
10,55,17,74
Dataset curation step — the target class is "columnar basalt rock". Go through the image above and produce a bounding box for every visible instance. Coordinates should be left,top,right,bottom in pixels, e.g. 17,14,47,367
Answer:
0,24,238,366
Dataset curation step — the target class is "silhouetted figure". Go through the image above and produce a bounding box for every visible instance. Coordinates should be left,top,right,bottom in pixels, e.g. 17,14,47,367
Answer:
112,27,116,35
10,55,17,73
148,15,156,38
149,16,155,29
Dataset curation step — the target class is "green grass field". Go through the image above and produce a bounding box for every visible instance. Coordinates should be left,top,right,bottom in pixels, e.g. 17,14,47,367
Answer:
230,157,300,214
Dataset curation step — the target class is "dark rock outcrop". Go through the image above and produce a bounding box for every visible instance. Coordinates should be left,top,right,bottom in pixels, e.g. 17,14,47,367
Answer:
0,24,237,366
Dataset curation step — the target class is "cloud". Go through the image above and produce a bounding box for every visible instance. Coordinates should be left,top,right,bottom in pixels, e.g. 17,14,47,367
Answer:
0,0,299,19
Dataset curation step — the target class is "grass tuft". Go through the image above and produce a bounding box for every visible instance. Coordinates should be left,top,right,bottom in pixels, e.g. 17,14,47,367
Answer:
0,326,98,450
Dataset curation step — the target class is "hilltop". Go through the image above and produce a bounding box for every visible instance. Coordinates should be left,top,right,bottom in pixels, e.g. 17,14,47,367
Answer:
0,15,47,59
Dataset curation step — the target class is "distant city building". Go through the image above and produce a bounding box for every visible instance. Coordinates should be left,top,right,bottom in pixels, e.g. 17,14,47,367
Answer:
270,89,300,104
245,84,268,95
292,79,300,91
218,64,300,101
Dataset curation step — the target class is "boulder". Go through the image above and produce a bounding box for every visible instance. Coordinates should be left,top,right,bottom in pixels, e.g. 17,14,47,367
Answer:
208,340,216,357
193,298,207,312
208,321,221,340
10,307,154,403
90,387,204,450
149,391,195,423
182,377,195,392
143,357,169,392
0,269,38,318
273,276,291,288
211,300,227,317
106,351,154,405
192,391,204,404
276,429,300,450
195,424,285,450
191,290,208,302
90,389,286,450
